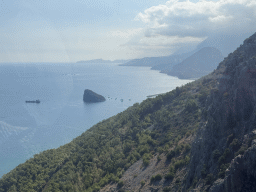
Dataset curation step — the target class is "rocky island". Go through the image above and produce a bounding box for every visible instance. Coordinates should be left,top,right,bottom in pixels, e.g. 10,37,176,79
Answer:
83,89,106,103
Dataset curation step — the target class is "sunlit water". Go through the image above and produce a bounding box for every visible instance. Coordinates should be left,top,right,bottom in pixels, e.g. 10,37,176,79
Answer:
0,62,193,177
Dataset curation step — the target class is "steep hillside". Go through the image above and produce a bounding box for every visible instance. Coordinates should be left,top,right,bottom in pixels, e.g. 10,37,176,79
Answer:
185,33,256,192
1,32,256,192
0,75,209,192
164,47,224,79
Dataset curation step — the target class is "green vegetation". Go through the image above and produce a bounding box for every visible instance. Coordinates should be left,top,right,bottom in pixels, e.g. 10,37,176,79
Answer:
205,174,214,185
163,187,171,192
201,164,207,178
218,163,230,179
0,78,210,192
117,180,124,188
157,155,161,162
142,153,152,166
140,180,145,186
150,174,162,183
212,149,221,161
166,150,175,161
235,145,247,156
218,148,232,166
175,178,181,184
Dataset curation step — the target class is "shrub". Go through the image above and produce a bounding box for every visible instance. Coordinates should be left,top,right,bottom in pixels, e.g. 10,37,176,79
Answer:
157,147,164,153
184,155,190,165
184,144,191,152
218,148,231,166
163,187,171,192
174,159,185,170
140,180,145,186
198,91,208,103
185,131,191,138
138,145,150,155
205,173,214,185
165,172,175,180
235,145,247,156
157,155,161,162
167,150,175,160
143,159,150,166
142,153,152,166
92,185,101,192
175,178,180,183
248,135,256,147
201,164,207,178
175,145,182,156
191,176,198,188
169,165,175,173
185,99,198,112
212,149,221,161
117,180,124,188
218,164,230,179
229,138,241,151
150,174,162,183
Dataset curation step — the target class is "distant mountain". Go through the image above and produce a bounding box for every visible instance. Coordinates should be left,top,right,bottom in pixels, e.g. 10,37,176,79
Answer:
120,56,170,67
120,51,195,71
151,51,195,71
196,32,253,57
77,59,130,64
163,47,224,79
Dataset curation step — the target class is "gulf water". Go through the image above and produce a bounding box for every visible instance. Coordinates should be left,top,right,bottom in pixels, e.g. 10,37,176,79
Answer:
0,63,193,177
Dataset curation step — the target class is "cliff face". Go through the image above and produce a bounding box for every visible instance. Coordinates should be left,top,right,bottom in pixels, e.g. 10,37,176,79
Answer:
185,33,256,191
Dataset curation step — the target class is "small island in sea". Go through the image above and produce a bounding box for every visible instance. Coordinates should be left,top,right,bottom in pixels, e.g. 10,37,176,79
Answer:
83,89,106,103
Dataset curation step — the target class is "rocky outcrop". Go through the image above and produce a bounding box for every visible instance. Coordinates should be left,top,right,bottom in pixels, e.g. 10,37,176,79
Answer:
224,141,256,192
185,32,256,191
83,89,106,103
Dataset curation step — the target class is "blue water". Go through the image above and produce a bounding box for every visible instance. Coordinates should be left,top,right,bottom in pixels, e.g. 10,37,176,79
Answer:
0,63,193,177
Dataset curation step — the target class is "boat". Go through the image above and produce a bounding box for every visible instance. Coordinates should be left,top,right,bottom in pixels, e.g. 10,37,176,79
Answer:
25,100,40,104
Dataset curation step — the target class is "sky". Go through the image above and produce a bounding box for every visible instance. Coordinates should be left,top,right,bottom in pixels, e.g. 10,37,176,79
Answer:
0,0,256,63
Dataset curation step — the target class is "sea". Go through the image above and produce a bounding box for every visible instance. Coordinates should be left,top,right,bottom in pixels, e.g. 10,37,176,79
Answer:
0,62,193,178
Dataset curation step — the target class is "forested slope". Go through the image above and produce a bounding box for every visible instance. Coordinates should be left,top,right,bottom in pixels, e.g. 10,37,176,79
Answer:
0,74,211,192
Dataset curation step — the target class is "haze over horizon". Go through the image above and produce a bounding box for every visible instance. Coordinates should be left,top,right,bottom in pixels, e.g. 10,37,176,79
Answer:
1,0,256,63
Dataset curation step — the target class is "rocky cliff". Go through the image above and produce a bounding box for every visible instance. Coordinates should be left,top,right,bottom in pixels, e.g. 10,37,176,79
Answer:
185,33,256,191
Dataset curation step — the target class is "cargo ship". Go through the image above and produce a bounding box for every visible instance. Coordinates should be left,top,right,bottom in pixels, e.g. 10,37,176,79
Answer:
25,100,40,103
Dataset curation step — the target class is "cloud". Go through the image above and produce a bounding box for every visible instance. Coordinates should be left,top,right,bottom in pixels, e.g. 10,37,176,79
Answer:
136,0,256,38
110,28,143,39
121,33,205,58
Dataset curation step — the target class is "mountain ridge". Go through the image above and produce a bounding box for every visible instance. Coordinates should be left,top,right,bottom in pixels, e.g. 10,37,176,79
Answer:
77,59,130,64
